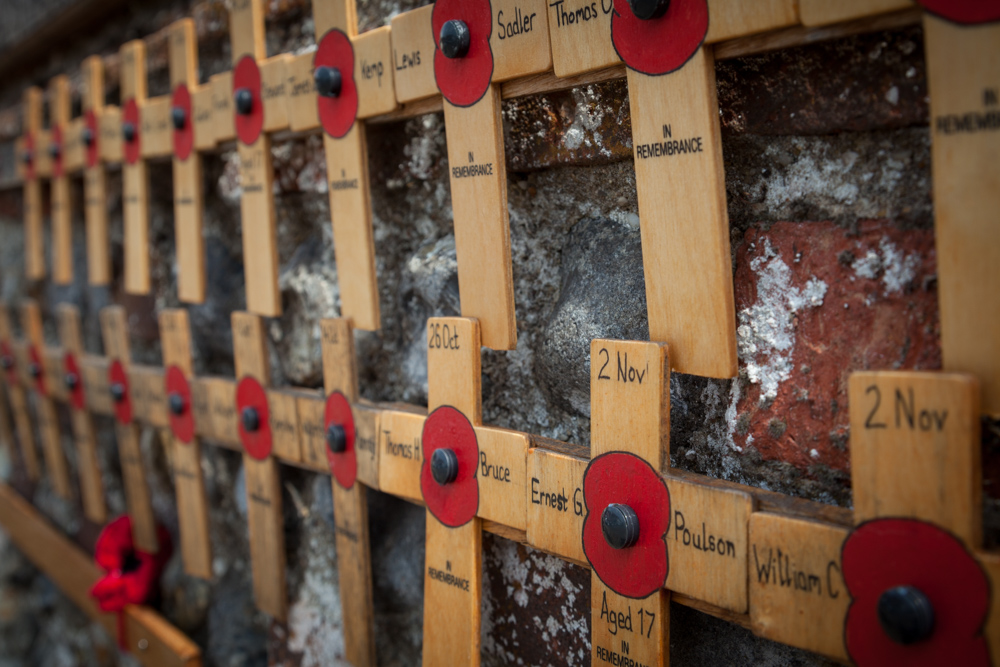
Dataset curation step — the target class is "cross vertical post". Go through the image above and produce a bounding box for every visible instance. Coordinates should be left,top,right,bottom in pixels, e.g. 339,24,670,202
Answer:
81,56,111,286
21,88,44,281
47,76,73,285
0,304,40,481
120,39,152,295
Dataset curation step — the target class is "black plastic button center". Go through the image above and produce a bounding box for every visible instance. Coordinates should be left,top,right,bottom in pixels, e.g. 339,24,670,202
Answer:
28,362,41,379
431,448,459,485
878,585,935,645
234,88,253,116
326,423,347,454
171,106,186,130
64,372,79,390
439,20,471,59
49,143,60,159
122,122,136,143
602,503,640,550
628,0,670,20
314,66,342,98
22,151,32,165
0,355,12,370
110,382,126,403
168,392,186,416
241,406,260,433
82,127,94,147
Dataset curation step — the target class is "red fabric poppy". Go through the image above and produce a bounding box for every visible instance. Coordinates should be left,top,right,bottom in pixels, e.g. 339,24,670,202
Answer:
109,359,132,425
842,518,990,666
917,0,1000,25
233,55,264,146
85,110,99,169
325,391,357,489
315,29,359,139
51,125,64,178
432,0,494,107
171,83,193,161
420,406,479,527
64,351,85,410
165,365,194,444
23,132,35,181
28,345,46,396
122,98,140,165
611,0,708,76
582,451,670,598
236,375,271,460
90,516,172,649
0,341,16,386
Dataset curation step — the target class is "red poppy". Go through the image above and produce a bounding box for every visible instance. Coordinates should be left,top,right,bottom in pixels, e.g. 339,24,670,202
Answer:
432,0,494,107
165,365,194,444
28,345,46,396
917,0,1000,25
233,55,264,146
582,452,670,598
23,132,35,181
108,359,132,425
171,83,193,161
315,29,359,139
611,0,708,76
64,351,85,410
90,516,171,648
842,518,990,666
85,110,99,169
122,98,141,165
324,391,357,489
236,375,271,460
420,406,479,527
51,125,64,178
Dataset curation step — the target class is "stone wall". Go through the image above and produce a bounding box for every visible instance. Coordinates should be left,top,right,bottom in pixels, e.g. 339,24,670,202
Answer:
0,1,986,665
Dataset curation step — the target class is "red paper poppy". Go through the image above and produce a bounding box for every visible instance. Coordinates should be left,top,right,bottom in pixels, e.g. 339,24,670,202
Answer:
91,516,171,612
122,98,141,165
28,345,46,396
23,132,35,181
582,451,670,598
315,29,359,139
165,365,194,444
233,55,264,146
0,341,16,386
108,359,132,425
236,375,271,460
611,0,708,76
64,351,85,410
842,518,990,666
324,390,357,489
85,110,99,169
420,406,479,527
917,0,1000,25
432,0,494,107
50,125,64,178
171,83,193,161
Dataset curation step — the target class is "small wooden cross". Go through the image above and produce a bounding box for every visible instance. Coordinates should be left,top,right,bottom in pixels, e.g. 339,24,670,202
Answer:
21,88,44,281
80,56,112,286
120,39,153,295
0,304,40,481
47,76,74,285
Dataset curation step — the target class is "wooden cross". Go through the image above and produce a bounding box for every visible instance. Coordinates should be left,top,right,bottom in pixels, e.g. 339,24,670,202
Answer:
231,311,287,621
21,87,44,281
543,0,796,377
120,39,152,295
57,304,107,525
310,0,398,331
168,19,208,304
99,306,159,553
47,76,74,285
21,301,72,500
798,0,914,27
0,304,40,481
227,0,283,317
389,0,554,350
319,317,376,664
159,308,212,579
81,55,112,286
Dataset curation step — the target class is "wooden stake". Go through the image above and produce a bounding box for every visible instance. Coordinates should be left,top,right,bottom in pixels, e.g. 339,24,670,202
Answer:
120,39,152,295
232,311,287,621
229,0,281,316
422,316,483,665
320,317,376,665
924,13,1000,415
21,300,72,499
81,56,111,286
57,304,107,524
48,76,73,285
0,303,40,481
100,306,159,553
159,309,213,579
169,19,207,304
22,87,44,281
